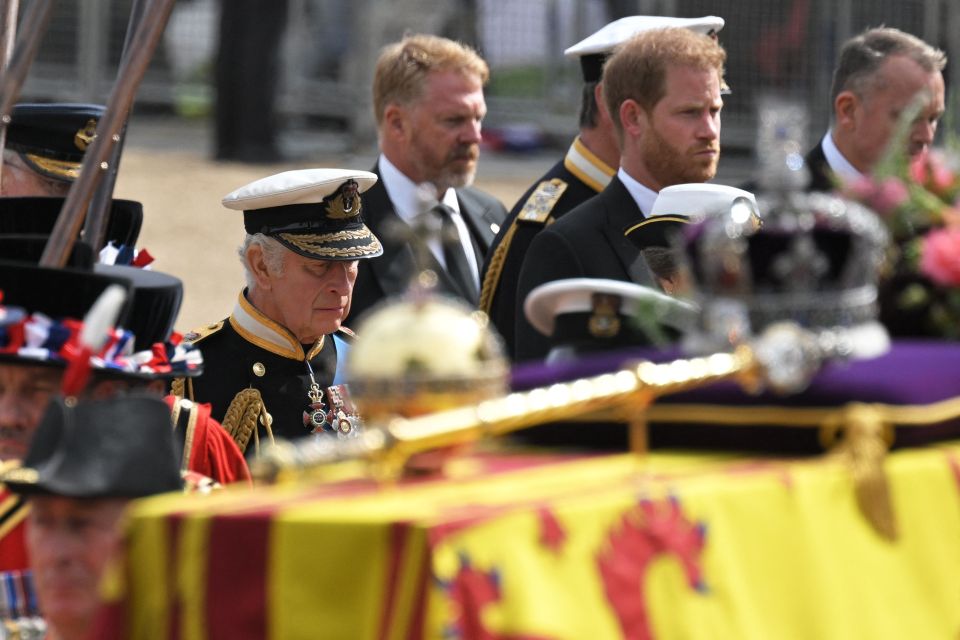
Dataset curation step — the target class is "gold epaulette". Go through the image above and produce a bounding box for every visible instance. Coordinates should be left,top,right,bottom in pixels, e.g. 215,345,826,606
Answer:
479,178,569,313
517,178,568,225
182,320,224,344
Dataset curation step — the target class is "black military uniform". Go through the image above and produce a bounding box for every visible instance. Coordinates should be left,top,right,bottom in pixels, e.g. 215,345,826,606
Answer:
479,136,614,355
513,176,686,361
348,161,506,322
175,169,384,455
182,294,353,448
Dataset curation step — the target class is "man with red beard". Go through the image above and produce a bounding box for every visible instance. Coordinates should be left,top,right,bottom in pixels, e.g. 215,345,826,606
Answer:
513,27,726,361
348,34,507,321
479,16,726,359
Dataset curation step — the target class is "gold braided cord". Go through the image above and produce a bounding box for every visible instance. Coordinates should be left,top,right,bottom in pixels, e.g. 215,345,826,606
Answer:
647,397,960,542
623,216,690,237
221,388,267,453
646,395,960,429
478,222,518,313
284,228,371,243
479,178,566,313
823,404,897,540
279,233,383,258
170,377,185,399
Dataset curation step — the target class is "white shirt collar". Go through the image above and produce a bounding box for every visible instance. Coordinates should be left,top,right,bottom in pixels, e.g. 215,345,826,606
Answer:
616,167,658,217
821,130,864,184
378,154,461,223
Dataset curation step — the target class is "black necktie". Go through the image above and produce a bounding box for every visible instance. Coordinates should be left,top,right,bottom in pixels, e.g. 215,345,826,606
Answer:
434,203,479,304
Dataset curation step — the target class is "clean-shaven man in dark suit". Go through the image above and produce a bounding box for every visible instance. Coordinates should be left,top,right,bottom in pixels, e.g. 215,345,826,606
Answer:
479,15,725,357
514,27,726,361
806,27,945,192
349,34,507,322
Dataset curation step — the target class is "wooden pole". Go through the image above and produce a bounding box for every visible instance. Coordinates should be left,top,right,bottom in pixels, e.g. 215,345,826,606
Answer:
40,0,177,268
81,0,149,252
0,0,51,189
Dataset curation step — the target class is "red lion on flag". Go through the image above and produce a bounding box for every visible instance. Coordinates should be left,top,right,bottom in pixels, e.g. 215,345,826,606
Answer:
439,553,552,640
597,496,708,640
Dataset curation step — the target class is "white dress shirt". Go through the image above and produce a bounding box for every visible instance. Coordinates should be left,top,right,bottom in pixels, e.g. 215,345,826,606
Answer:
617,167,659,217
378,154,480,287
821,130,864,184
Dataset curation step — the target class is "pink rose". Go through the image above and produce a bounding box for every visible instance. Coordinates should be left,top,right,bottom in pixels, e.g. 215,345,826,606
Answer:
911,151,957,197
920,227,960,286
845,176,910,217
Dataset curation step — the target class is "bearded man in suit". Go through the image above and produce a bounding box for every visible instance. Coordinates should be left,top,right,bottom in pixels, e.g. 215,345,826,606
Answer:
349,33,507,321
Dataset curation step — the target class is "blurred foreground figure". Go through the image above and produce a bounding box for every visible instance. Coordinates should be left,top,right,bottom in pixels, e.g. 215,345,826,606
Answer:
0,261,248,592
3,394,182,640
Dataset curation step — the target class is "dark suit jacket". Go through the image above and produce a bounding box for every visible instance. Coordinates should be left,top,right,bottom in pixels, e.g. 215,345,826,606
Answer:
805,142,836,192
740,140,836,194
481,157,601,356
348,162,507,323
513,176,685,362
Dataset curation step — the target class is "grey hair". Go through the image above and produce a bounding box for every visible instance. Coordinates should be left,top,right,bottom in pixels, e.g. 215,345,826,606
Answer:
239,233,287,289
2,148,71,196
831,27,947,103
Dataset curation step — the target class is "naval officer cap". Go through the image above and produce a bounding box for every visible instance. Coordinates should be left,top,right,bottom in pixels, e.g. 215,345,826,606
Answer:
222,168,384,261
565,15,725,83
622,183,758,253
651,183,758,219
524,277,699,344
5,103,104,182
